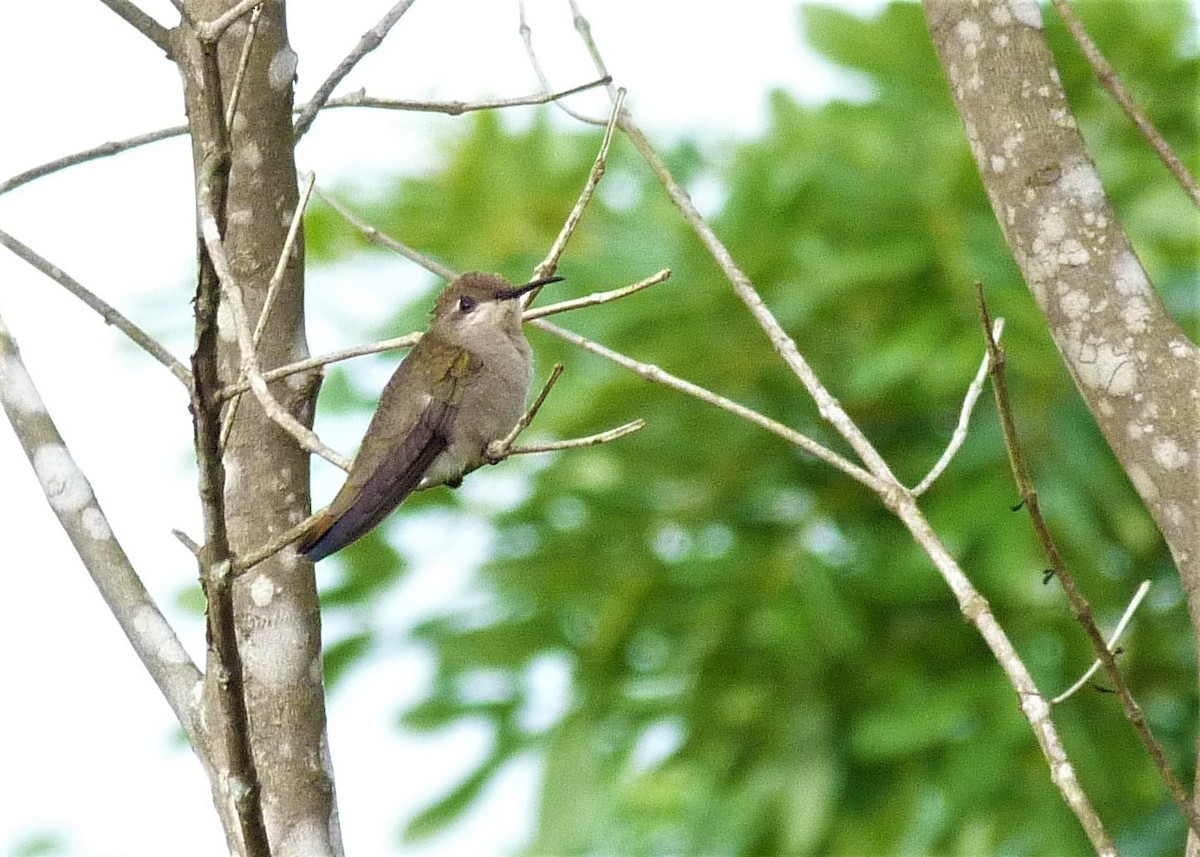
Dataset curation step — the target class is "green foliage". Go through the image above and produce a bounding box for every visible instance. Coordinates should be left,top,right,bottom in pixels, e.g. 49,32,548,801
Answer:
304,1,1198,853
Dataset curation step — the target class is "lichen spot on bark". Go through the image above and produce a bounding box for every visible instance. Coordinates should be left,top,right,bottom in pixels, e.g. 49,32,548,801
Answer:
33,444,93,514
268,46,298,92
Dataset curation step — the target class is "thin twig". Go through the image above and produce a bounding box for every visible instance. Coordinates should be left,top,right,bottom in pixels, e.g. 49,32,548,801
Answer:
523,269,670,321
507,419,644,455
526,86,625,303
518,0,606,126
197,159,351,472
911,317,1004,496
487,363,565,461
257,172,314,348
95,0,173,55
172,528,203,558
0,78,610,199
1050,0,1200,208
293,0,420,141
531,318,887,494
323,75,611,115
224,3,264,129
1053,580,1152,704
217,333,421,401
0,126,187,197
0,227,192,390
220,171,315,451
235,511,324,572
313,186,457,281
977,282,1199,836
566,2,902,490
193,0,263,43
0,308,204,753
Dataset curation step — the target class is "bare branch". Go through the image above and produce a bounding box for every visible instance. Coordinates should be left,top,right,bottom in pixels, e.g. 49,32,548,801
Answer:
486,363,565,462
518,0,606,126
197,160,351,472
530,317,886,493
172,528,203,558
1050,0,1200,208
523,269,670,321
220,172,315,451
0,310,204,748
910,316,1004,496
506,419,645,456
565,8,901,489
978,283,1198,836
0,77,610,199
323,75,611,115
193,0,262,43
0,126,187,197
565,3,1121,847
217,333,420,401
293,0,420,141
96,0,174,56
312,186,457,281
235,511,323,573
526,86,625,299
301,195,877,488
0,227,193,390
224,2,264,128
1053,580,1152,705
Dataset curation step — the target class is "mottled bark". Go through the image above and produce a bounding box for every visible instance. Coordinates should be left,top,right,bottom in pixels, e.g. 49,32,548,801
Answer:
924,0,1200,848
176,1,339,854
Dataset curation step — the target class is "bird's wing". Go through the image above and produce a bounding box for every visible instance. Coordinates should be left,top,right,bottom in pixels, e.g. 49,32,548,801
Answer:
298,348,480,561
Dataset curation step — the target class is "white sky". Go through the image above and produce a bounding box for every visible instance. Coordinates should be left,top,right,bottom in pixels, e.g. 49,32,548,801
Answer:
0,0,977,854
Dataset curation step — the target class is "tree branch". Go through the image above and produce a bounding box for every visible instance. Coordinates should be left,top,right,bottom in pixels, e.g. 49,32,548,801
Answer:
530,317,886,494
505,419,645,456
219,171,315,452
910,316,1003,496
322,75,611,115
526,87,625,296
0,309,204,752
292,0,419,141
311,186,458,280
197,159,351,472
96,0,174,56
978,283,1198,836
1049,0,1200,208
556,2,1120,848
223,1,264,128
0,78,611,199
523,269,671,321
1053,580,1151,704
191,0,262,43
215,269,669,403
0,227,193,390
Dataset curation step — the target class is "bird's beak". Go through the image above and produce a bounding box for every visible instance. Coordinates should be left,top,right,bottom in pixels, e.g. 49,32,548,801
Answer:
498,275,564,301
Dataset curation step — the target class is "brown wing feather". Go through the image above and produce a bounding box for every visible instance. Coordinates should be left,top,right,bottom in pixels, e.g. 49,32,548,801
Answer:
298,399,454,561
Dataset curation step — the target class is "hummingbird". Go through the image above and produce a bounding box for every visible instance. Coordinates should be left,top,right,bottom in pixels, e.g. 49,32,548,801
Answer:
298,272,560,562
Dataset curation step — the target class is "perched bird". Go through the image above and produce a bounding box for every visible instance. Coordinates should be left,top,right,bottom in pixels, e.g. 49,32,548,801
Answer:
298,272,560,561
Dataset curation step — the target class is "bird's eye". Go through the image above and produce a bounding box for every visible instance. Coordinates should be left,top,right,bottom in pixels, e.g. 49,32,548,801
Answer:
458,295,477,313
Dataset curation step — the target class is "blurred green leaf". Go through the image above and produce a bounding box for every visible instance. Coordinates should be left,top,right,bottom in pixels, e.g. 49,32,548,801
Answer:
308,1,1198,854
